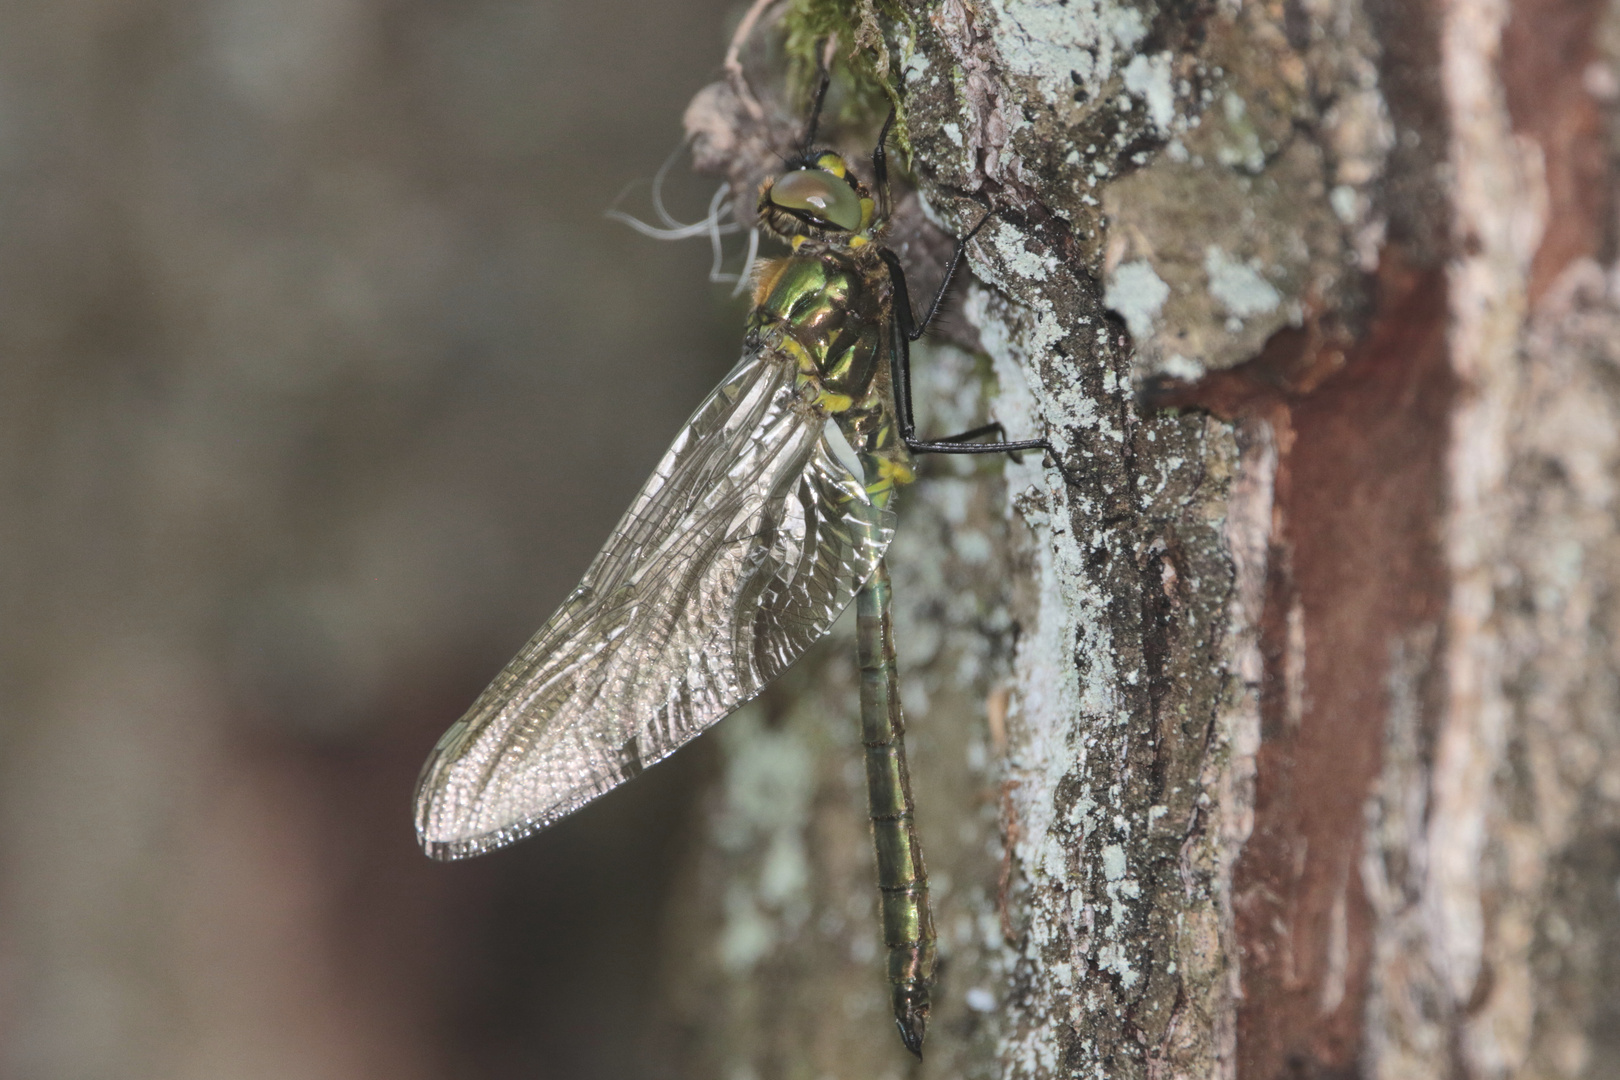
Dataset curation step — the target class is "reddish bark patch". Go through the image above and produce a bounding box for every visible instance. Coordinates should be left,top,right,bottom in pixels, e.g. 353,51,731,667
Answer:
1502,0,1614,301
1138,309,1350,420
1222,257,1453,1079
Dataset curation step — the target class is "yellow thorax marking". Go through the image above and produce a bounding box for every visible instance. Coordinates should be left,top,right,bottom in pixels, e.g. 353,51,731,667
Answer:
779,333,817,374
875,456,915,485
816,153,847,178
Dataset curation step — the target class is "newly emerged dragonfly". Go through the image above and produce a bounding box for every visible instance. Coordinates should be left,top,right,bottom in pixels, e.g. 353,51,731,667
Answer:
414,83,1056,1055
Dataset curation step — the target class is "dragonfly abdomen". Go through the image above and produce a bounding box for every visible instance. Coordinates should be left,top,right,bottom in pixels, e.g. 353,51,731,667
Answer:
855,559,936,1055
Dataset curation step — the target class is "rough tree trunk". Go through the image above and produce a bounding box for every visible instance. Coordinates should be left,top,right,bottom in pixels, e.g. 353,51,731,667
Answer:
652,2,1620,1078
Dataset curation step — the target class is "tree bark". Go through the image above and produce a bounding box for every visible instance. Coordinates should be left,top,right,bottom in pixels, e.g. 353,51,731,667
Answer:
654,1,1620,1078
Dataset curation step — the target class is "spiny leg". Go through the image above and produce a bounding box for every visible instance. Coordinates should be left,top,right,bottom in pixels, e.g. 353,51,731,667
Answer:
856,558,936,1057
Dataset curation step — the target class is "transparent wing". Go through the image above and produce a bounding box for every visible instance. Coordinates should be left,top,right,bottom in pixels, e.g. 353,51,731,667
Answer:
415,345,896,859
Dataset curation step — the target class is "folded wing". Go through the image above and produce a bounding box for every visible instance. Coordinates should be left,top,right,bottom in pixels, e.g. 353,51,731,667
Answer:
415,345,896,859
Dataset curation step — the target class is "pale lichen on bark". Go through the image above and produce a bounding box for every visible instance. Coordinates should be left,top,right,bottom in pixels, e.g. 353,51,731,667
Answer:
893,1,1324,1075
968,278,1244,1078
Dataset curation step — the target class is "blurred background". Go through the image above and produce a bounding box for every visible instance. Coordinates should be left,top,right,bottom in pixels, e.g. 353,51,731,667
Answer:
0,0,750,1076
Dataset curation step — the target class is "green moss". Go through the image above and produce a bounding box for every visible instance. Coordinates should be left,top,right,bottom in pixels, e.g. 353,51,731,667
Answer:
780,0,913,160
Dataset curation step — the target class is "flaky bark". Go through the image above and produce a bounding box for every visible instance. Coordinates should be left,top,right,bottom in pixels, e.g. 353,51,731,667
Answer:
656,2,1620,1078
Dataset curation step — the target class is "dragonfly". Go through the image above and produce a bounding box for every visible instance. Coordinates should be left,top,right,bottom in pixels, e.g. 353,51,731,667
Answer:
414,80,1058,1056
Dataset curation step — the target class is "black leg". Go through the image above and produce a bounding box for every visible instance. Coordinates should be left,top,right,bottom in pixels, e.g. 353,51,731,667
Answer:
888,307,916,440
883,295,1061,460
881,217,1042,451
907,436,1055,456
872,107,896,219
911,433,1085,492
880,211,996,345
876,199,1068,470
910,422,1043,463
802,65,831,156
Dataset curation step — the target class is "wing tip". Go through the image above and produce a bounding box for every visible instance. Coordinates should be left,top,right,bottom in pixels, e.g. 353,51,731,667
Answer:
414,808,554,861
418,833,477,861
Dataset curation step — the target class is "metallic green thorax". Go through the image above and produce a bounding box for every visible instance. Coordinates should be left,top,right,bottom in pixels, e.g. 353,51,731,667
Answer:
747,243,915,509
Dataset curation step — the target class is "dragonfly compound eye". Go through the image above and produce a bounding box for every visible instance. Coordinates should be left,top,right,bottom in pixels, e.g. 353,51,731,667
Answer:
769,168,864,232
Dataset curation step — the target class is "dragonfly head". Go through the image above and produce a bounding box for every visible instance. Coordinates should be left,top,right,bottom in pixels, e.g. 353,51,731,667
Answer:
757,151,876,245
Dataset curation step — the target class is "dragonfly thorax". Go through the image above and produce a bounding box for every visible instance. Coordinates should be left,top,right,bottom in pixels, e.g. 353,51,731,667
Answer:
749,247,886,414
747,241,913,506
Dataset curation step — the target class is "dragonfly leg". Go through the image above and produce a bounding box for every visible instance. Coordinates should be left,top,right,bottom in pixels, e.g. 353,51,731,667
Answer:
878,234,1082,477
878,231,1045,450
800,58,831,155
880,216,996,347
871,107,897,221
909,421,1048,463
907,432,1089,492
880,242,1003,447
906,435,1055,457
